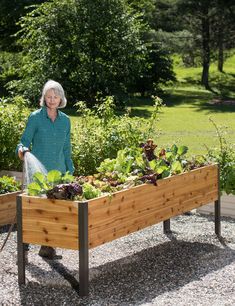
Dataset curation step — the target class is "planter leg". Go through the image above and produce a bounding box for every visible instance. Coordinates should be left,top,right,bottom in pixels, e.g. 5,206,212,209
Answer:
163,219,171,234
79,202,89,296
17,196,26,285
215,165,221,237
214,199,221,237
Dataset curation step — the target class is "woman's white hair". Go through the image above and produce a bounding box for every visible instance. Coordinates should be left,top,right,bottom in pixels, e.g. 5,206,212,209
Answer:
39,80,67,108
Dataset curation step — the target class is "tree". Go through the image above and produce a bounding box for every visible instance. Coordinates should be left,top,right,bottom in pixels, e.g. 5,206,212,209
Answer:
177,0,235,89
0,0,46,51
176,0,216,90
9,0,146,105
125,0,175,95
212,0,235,72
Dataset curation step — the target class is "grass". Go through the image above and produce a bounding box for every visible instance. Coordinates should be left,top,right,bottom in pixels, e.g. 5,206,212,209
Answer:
68,52,235,157
125,53,235,156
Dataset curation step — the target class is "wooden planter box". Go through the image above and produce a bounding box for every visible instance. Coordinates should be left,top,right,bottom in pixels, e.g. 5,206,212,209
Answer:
197,194,235,218
17,164,220,296
0,191,21,226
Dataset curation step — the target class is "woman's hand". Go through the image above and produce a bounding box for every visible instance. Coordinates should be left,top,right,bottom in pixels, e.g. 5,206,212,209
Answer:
18,146,29,160
18,147,24,160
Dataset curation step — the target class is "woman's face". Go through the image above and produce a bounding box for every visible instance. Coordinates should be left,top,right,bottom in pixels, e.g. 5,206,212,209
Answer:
45,89,61,110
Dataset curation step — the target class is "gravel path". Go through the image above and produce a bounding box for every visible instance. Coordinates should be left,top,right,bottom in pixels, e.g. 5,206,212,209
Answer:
0,212,235,306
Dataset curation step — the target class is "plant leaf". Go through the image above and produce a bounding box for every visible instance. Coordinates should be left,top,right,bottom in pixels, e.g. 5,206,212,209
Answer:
171,144,178,155
177,145,188,156
171,161,183,174
62,171,74,183
47,170,62,185
27,182,42,196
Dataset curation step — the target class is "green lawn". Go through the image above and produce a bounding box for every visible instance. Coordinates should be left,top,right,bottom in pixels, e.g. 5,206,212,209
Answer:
125,53,235,156
68,52,235,157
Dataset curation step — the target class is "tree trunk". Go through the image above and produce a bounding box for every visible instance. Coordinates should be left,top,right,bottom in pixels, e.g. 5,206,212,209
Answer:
218,30,224,72
201,8,210,90
217,5,224,73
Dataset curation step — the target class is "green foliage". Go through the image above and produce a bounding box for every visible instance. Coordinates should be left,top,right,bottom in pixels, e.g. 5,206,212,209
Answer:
26,139,209,200
10,0,145,104
0,0,47,52
0,175,21,194
82,183,102,200
0,52,23,96
206,118,235,195
27,170,74,196
76,139,207,198
0,96,30,171
97,147,145,175
131,41,176,95
72,96,161,175
98,143,191,179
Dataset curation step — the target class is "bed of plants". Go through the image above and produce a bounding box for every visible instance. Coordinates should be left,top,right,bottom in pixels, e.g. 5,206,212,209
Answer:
0,175,21,195
27,139,208,201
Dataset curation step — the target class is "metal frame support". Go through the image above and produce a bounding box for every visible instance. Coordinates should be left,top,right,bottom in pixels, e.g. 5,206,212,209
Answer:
215,165,221,236
78,202,89,296
17,195,26,285
163,219,171,234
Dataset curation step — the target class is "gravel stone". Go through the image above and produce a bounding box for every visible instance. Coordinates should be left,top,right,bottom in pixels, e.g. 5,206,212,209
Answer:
0,212,235,305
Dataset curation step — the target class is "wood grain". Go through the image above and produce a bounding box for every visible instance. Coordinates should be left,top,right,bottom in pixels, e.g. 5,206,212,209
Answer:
20,165,219,251
22,196,79,249
88,165,219,248
0,191,21,226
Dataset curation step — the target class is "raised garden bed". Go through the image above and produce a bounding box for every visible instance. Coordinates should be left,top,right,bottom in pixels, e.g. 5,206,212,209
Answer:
17,164,221,296
0,191,21,226
0,173,22,227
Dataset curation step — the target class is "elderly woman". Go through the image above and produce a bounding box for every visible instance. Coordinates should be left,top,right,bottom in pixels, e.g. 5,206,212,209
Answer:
17,80,74,175
17,80,74,259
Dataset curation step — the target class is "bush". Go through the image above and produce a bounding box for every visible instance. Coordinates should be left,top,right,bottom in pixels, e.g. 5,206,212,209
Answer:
0,96,30,171
0,51,22,96
72,96,162,175
206,118,235,195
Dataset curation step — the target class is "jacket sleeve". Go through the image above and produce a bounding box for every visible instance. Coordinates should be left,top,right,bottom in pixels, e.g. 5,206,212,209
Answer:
15,113,37,155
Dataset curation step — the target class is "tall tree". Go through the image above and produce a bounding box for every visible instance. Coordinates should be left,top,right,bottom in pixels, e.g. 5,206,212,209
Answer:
9,0,146,104
177,0,216,90
126,0,175,95
201,2,211,89
0,0,46,51
177,0,235,87
212,0,235,72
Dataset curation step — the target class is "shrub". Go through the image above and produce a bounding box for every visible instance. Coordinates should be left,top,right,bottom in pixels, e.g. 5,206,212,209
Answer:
72,96,162,175
206,118,235,195
0,96,30,171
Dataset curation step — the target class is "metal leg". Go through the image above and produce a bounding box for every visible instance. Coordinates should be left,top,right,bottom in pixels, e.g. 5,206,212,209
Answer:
215,199,221,236
79,202,89,296
17,196,26,285
163,219,171,234
215,165,221,237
